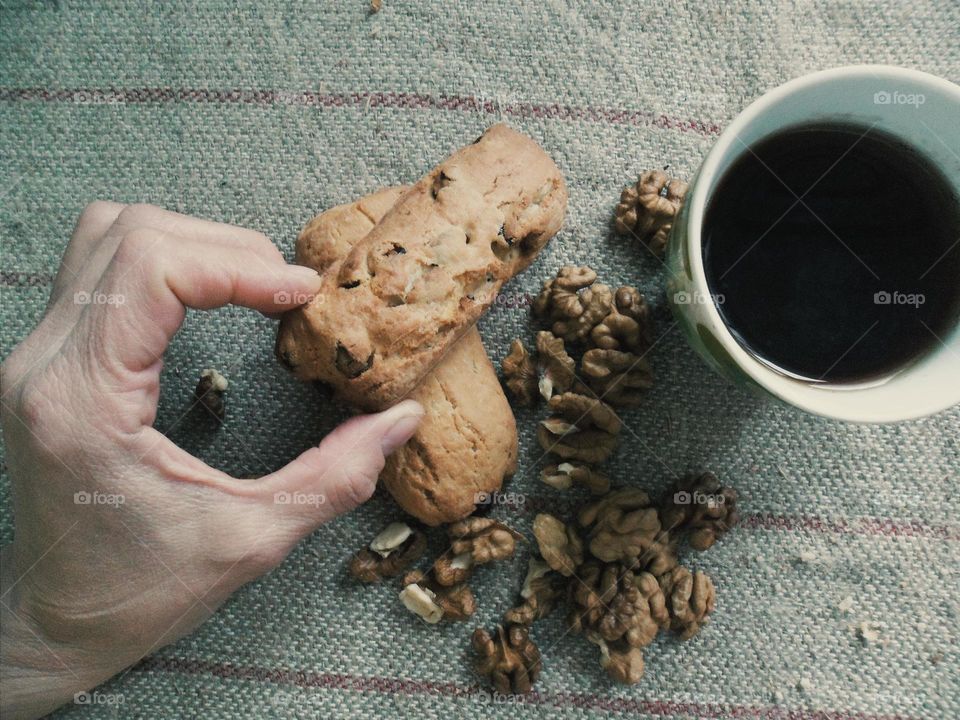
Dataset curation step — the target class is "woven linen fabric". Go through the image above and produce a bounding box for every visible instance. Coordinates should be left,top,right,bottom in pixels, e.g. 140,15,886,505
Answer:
1,1,958,718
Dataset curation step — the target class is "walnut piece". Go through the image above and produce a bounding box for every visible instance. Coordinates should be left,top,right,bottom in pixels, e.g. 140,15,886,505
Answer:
535,331,576,400
541,462,610,494
589,634,646,685
533,266,614,343
537,392,621,464
581,348,653,407
399,569,476,623
658,566,716,639
502,338,538,405
532,513,584,576
660,472,740,550
504,557,567,625
433,517,518,585
194,368,228,421
589,286,653,355
569,561,667,650
614,169,688,256
472,625,542,694
348,522,427,583
578,488,664,564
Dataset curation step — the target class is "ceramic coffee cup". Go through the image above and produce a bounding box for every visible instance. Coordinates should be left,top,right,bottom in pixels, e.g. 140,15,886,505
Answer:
666,65,960,422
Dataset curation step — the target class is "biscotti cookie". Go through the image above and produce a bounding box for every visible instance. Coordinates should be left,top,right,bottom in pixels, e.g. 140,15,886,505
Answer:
293,189,518,525
277,124,567,410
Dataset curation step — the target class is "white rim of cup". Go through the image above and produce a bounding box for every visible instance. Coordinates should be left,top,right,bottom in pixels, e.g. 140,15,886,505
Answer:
685,64,960,423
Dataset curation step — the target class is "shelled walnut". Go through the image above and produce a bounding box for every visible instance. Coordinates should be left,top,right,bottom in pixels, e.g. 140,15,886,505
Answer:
532,513,584,576
504,557,568,626
588,633,646,684
569,561,668,650
433,517,518,585
578,488,664,564
541,462,610,494
533,266,614,344
501,339,538,404
348,522,427,582
581,348,653,407
614,169,688,256
399,569,476,623
537,392,621,464
194,368,228,421
660,472,740,550
589,286,653,355
472,624,542,694
535,331,576,400
658,566,716,639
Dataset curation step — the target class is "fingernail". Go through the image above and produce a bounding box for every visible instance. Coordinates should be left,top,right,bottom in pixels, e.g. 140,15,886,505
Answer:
287,264,322,281
380,400,424,455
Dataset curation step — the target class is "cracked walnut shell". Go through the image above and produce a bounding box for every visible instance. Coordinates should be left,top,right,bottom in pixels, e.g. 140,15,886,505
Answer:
614,169,688,256
472,624,542,694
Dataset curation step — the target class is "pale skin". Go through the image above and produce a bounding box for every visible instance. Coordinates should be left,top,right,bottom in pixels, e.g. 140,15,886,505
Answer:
0,202,424,719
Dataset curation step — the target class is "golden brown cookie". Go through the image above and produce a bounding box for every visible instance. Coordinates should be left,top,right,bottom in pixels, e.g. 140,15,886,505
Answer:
292,188,517,525
276,124,567,410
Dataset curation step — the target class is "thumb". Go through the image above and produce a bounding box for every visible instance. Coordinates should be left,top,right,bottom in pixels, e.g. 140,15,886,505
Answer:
263,399,424,528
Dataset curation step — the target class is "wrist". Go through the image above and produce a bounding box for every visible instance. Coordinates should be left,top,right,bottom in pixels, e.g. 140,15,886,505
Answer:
1,546,116,720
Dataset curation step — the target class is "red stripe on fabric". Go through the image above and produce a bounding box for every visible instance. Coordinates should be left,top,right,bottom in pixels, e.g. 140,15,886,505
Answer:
0,87,724,136
133,656,918,720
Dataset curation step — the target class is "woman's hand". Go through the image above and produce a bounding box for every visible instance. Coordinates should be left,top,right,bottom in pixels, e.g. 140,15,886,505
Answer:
0,202,423,719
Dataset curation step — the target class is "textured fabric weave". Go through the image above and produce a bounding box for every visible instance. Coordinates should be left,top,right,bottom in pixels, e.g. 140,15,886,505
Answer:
1,2,958,718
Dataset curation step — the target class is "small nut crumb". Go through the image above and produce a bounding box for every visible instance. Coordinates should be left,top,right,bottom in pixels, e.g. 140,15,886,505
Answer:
195,368,228,420
370,0,382,12
856,620,882,644
798,549,817,564
837,596,855,614
798,677,813,693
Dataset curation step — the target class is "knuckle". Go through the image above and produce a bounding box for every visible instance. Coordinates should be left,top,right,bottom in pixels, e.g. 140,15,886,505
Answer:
78,200,120,228
116,202,160,227
114,227,163,265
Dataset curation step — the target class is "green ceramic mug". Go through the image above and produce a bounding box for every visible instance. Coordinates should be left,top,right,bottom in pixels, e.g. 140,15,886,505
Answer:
666,65,960,423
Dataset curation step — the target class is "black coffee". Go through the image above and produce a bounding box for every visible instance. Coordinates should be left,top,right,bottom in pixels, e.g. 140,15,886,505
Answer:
703,123,960,382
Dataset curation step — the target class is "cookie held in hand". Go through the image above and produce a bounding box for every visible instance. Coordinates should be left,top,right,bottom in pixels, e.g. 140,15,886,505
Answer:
277,124,567,411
